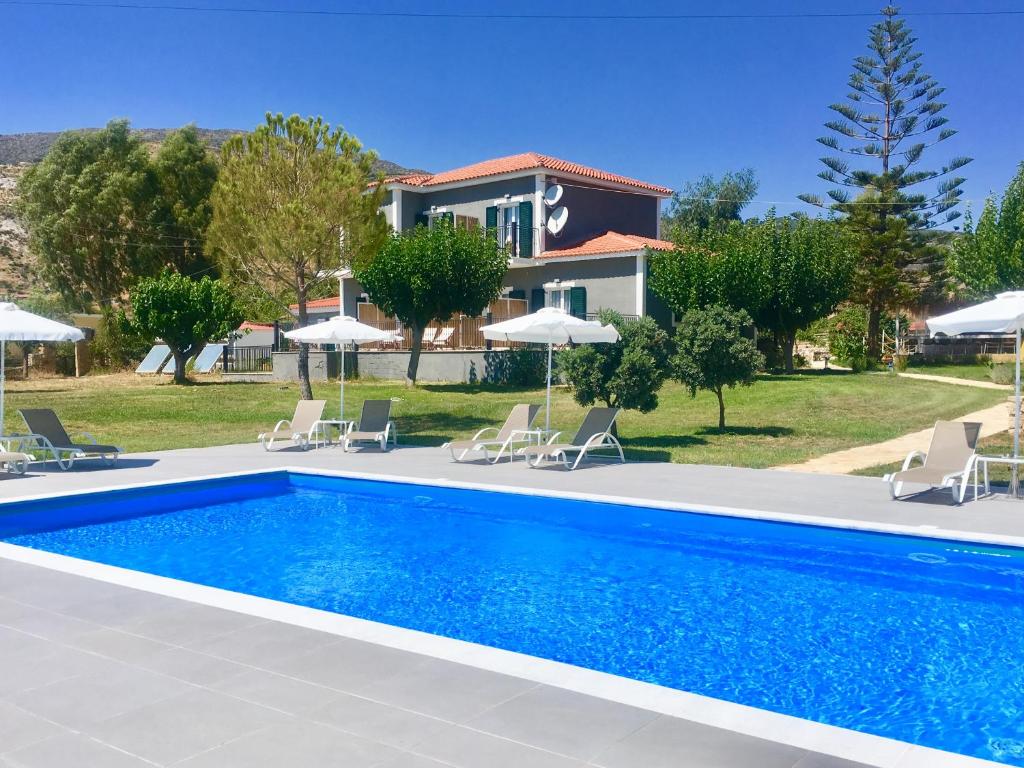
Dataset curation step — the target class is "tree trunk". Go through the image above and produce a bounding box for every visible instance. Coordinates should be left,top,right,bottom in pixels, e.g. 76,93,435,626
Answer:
171,349,188,385
295,281,313,400
783,332,796,374
406,324,424,387
715,387,726,431
867,305,882,362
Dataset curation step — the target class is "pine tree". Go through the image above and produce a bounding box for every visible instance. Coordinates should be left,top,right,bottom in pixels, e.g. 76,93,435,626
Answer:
800,5,971,358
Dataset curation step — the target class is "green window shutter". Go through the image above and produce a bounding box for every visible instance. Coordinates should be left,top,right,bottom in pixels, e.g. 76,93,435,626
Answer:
485,206,498,235
414,212,428,228
441,211,454,224
530,288,546,312
518,201,533,258
569,286,587,319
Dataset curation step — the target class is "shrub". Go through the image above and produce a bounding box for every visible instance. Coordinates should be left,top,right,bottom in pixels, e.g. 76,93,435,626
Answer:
991,362,1016,385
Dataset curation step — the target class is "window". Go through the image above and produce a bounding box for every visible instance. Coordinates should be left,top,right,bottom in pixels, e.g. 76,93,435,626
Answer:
485,201,533,258
547,287,571,311
499,205,518,254
543,283,586,317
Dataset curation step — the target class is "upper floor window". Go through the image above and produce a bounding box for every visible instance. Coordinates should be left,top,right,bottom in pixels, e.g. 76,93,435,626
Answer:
485,201,534,258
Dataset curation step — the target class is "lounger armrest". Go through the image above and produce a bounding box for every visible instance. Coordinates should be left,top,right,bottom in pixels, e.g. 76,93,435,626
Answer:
471,427,500,441
943,453,978,485
76,432,99,445
900,450,927,472
273,419,292,433
545,432,563,445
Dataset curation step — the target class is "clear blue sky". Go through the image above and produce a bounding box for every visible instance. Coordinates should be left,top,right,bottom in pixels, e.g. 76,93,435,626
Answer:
1,0,1021,225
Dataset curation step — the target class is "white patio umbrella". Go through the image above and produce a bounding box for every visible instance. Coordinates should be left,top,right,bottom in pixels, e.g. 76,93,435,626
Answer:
0,302,85,436
284,315,400,421
482,307,620,433
927,291,1024,481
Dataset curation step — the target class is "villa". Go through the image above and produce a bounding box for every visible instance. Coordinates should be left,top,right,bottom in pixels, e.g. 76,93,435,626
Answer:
298,152,677,328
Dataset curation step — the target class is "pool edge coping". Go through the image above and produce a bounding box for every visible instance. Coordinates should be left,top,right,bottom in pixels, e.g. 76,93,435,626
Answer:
0,465,1010,768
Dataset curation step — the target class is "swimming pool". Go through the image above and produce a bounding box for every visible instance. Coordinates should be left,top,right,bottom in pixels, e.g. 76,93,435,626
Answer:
2,470,1023,765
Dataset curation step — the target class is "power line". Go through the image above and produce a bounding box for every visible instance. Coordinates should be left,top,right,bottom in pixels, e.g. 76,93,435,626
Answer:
1,0,1023,21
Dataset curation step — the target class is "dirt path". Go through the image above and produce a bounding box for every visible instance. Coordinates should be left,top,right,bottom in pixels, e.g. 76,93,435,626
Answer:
779,373,1011,474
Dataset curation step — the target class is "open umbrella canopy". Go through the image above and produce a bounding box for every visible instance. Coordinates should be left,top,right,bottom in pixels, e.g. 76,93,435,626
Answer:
283,314,399,345
482,307,620,433
0,302,85,342
482,307,620,344
926,292,1024,337
283,315,400,423
0,302,85,440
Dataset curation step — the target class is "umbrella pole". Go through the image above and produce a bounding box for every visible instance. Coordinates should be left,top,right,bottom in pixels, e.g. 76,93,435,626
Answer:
546,341,552,434
340,344,345,423
0,339,5,444
1015,327,1021,495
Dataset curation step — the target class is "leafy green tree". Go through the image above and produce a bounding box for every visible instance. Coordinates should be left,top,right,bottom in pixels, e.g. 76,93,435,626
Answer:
799,6,971,357
354,221,508,385
15,120,159,307
671,305,764,431
662,169,758,239
558,310,671,414
649,214,855,371
127,271,243,384
207,113,388,398
152,125,219,278
949,162,1024,297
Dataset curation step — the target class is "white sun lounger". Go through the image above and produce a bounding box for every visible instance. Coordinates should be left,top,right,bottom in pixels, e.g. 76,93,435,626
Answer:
517,407,624,470
885,420,981,504
258,400,327,451
443,404,541,463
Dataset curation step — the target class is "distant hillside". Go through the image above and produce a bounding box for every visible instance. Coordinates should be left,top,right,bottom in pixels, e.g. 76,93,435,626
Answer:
0,127,419,176
0,128,420,300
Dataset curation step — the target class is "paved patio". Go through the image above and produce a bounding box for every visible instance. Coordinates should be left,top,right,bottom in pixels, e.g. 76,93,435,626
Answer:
0,443,1017,767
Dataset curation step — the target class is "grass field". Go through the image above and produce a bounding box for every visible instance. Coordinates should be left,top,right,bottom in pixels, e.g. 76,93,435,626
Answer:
2,370,1007,469
904,360,995,382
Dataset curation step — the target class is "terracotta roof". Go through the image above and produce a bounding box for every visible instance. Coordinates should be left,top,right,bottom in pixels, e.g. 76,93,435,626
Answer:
238,321,273,331
539,231,677,259
288,297,340,311
387,152,672,196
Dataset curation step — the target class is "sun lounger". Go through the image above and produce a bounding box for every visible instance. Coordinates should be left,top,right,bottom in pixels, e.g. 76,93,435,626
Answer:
885,420,981,504
0,451,30,475
517,407,624,470
429,327,454,349
343,399,396,452
443,404,541,463
17,409,122,471
420,327,437,347
258,399,327,451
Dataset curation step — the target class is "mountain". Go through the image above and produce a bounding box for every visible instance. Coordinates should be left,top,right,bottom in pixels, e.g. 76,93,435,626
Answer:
0,127,419,176
0,128,420,300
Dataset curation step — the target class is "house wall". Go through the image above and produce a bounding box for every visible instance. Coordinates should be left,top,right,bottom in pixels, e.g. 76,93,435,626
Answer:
379,189,394,229
542,178,660,252
505,256,638,316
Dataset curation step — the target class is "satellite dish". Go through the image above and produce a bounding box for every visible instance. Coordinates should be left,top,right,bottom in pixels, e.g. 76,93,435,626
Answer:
546,206,569,236
543,184,563,207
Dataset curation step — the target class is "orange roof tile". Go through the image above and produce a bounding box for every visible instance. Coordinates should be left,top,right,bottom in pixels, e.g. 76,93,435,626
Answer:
238,321,273,331
288,296,340,311
387,152,672,196
539,231,677,259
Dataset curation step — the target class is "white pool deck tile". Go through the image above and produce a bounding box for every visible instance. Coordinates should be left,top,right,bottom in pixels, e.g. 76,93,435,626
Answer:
0,442,1016,768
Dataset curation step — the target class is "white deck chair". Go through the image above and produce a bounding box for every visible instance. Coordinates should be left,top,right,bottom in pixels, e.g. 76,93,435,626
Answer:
343,400,396,452
885,420,981,504
443,404,541,463
0,451,31,475
517,407,625,470
430,327,454,349
17,409,121,471
420,327,437,347
258,400,327,451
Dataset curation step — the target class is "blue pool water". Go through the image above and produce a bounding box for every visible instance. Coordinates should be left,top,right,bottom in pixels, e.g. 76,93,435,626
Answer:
3,472,1024,764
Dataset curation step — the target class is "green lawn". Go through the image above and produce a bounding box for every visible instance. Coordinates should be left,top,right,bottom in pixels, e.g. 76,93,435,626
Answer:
904,360,994,382
2,370,1007,469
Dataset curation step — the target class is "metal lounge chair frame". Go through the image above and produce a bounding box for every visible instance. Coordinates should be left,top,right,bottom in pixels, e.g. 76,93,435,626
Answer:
343,399,397,452
885,420,981,504
16,409,121,471
0,451,31,475
443,404,541,463
259,400,327,451
517,407,625,470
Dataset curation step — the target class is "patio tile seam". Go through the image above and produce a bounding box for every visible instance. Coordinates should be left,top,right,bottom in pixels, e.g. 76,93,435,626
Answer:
162,715,301,767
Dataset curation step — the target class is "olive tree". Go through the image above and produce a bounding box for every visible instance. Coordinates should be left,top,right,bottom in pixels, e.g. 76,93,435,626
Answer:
671,305,764,431
128,271,243,384
354,221,508,385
